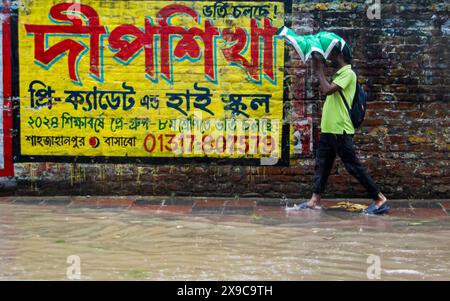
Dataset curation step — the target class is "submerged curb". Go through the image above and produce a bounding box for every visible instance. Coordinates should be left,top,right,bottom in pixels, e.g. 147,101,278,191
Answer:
0,196,449,218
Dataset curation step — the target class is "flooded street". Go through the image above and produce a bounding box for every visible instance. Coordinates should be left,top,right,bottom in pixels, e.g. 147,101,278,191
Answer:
1,202,449,280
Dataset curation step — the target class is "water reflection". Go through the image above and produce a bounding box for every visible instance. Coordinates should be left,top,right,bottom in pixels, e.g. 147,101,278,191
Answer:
0,203,449,280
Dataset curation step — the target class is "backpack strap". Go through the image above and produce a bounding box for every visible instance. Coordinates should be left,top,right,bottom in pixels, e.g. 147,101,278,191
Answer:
338,90,351,111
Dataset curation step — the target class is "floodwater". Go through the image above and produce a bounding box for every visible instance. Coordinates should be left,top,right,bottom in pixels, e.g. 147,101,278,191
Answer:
0,203,449,280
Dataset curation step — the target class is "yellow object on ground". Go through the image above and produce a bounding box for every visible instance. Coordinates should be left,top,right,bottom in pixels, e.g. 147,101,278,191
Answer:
327,202,368,213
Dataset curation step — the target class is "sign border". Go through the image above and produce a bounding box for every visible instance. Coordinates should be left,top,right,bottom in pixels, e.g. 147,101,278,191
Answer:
0,0,14,177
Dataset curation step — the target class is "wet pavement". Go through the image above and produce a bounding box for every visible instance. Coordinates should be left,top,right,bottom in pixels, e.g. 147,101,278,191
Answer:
0,196,449,280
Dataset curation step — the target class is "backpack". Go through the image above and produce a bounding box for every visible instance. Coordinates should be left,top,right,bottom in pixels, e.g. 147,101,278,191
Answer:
338,81,368,129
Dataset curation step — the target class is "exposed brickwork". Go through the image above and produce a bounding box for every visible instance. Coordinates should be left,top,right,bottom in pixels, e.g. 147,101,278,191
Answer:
0,0,448,199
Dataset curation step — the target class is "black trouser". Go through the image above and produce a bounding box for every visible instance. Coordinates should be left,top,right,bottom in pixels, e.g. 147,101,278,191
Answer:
313,133,381,200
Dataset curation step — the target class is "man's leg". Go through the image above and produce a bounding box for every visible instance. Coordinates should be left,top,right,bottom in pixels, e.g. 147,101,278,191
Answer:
336,135,386,206
309,134,336,207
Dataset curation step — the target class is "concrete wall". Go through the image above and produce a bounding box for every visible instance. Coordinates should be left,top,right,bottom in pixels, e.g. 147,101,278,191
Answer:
0,0,449,199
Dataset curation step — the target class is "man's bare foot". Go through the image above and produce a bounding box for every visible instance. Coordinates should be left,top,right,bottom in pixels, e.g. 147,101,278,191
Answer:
364,193,390,215
374,193,388,208
307,193,322,209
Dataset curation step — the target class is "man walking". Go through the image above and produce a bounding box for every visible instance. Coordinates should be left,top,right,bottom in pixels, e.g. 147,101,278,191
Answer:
297,44,389,215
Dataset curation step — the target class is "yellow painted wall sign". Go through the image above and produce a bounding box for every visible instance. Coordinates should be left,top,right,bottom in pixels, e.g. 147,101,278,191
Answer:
16,0,288,164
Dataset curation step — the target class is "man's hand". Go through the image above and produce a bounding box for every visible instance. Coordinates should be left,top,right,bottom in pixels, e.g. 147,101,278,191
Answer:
312,59,323,73
312,53,341,96
312,53,325,73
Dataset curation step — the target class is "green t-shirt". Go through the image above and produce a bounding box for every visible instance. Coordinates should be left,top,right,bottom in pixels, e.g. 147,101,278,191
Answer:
320,65,357,134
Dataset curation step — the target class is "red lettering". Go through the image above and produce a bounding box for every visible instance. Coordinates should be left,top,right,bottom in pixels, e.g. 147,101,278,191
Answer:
25,3,106,83
108,4,219,82
222,18,277,82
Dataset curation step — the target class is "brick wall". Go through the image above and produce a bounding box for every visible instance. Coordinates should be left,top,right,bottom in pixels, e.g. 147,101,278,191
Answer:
0,0,449,199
